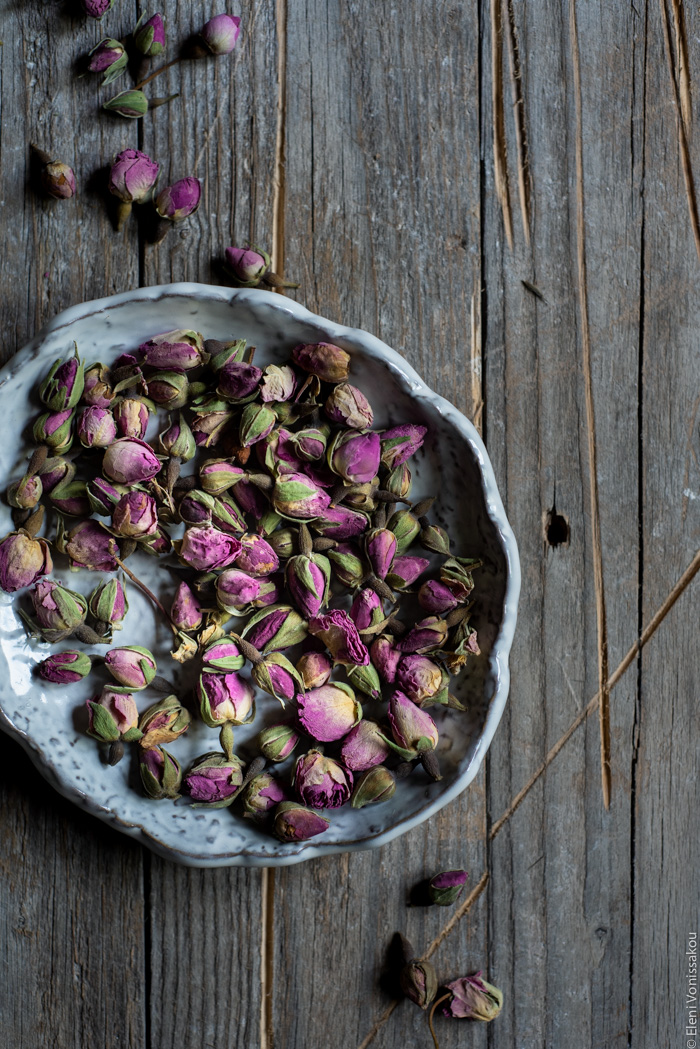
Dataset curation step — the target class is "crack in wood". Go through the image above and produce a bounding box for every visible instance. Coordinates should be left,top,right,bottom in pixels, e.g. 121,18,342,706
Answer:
504,0,531,244
491,0,513,249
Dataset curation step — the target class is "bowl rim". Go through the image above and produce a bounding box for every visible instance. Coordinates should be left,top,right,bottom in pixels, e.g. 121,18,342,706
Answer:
0,283,521,867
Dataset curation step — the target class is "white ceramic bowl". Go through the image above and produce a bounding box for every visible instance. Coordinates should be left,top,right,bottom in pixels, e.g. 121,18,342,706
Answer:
0,284,520,866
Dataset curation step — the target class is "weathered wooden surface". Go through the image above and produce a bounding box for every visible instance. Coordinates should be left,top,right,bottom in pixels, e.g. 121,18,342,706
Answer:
0,1,698,1047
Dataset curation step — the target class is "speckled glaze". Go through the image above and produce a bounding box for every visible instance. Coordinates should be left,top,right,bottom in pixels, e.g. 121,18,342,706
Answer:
0,284,520,867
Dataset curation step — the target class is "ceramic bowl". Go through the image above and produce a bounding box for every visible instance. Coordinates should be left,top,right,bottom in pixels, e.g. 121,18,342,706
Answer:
0,284,520,867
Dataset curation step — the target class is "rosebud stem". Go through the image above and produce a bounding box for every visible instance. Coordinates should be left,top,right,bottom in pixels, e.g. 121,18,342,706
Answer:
428,993,451,1049
246,345,256,364
220,722,235,761
312,538,336,552
12,508,30,529
367,575,395,603
134,55,182,90
150,674,178,693
412,497,436,518
116,201,133,232
114,555,179,637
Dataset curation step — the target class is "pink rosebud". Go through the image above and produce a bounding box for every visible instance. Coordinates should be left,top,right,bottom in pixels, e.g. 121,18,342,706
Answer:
105,646,157,690
292,342,350,383
175,526,241,571
103,437,162,484
386,554,430,589
243,605,307,652
297,683,362,742
286,553,330,619
198,670,255,726
259,723,300,762
113,398,150,439
339,720,390,771
155,177,201,221
134,13,166,57
273,472,332,520
201,637,245,672
37,650,92,685
387,689,439,754
234,477,270,517
329,429,381,485
184,753,245,805
370,635,401,683
0,532,53,592
200,13,241,55
365,527,397,581
86,477,124,516
308,609,370,666
294,749,353,809
88,37,127,76
296,651,332,689
41,160,77,200
82,363,113,408
65,520,119,572
224,246,268,285
217,569,277,615
396,654,445,704
108,149,159,203
240,772,287,821
428,869,469,906
82,0,113,17
324,383,373,429
273,801,330,842
139,329,204,370
380,424,428,469
236,534,279,577
418,579,459,615
87,687,140,743
442,973,503,1021
349,588,383,632
30,580,87,640
112,491,159,539
396,616,448,654
170,581,203,632
217,360,263,401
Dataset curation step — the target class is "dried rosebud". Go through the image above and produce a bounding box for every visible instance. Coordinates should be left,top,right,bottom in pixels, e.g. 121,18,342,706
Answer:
273,800,330,842
175,526,241,571
387,508,420,553
183,751,245,807
240,772,287,821
364,527,397,580
267,528,296,560
103,89,149,119
76,406,117,448
217,360,262,401
89,577,128,627
345,661,382,699
260,364,296,403
134,13,166,57
103,437,162,484
199,459,245,495
296,651,332,689
141,527,172,558
242,605,308,653
400,956,438,1011
216,568,276,615
370,635,402,683
28,579,87,642
239,403,276,448
88,38,127,83
292,342,350,383
113,398,150,439
40,352,84,411
191,409,233,447
297,682,362,742
396,616,448,654
146,369,189,410
286,552,331,619
384,461,412,499
418,579,458,615
33,409,74,453
428,869,468,906
224,246,269,286
155,177,201,220
349,588,383,632
325,383,373,429
178,489,213,527
37,650,92,684
82,0,113,17
160,414,196,461
294,749,353,809
206,338,246,371
387,690,439,755
440,556,480,601
87,687,141,743
108,149,159,221
38,455,73,493
380,424,427,469
273,473,331,520
86,477,124,516
202,637,245,672
200,13,241,54
170,581,202,632
212,494,248,536
351,766,396,808
105,645,157,690
311,505,368,541
339,719,390,771
0,532,52,593
386,554,430,590
140,746,182,800
396,655,445,704
328,430,381,485
140,329,204,371
7,474,42,509
326,542,365,588
41,160,77,200
49,479,91,517
111,491,159,539
308,609,370,666
198,670,255,727
442,973,503,1021
258,723,300,762
233,534,278,577
420,522,450,555
65,520,119,572
252,652,303,705
139,695,191,748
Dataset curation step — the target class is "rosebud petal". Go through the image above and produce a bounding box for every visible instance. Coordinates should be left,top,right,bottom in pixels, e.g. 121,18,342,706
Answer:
292,342,350,383
339,719,390,771
37,650,92,684
272,800,330,842
297,683,362,742
294,749,353,808
175,526,242,571
108,149,159,203
103,437,162,484
308,609,370,666
154,177,201,221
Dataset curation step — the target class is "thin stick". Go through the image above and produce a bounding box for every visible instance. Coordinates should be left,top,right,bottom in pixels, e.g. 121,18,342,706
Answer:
428,994,451,1049
134,56,182,90
114,556,176,634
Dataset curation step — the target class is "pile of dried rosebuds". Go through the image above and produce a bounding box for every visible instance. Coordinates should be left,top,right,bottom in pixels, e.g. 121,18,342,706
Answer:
0,331,481,843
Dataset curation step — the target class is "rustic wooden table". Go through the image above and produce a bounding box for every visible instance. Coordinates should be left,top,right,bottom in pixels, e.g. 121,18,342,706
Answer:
1,1,698,1046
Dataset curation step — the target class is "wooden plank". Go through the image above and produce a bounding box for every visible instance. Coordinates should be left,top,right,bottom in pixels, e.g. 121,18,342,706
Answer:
634,1,700,1044
138,4,281,1046
0,5,145,1047
272,4,486,1048
483,2,642,1048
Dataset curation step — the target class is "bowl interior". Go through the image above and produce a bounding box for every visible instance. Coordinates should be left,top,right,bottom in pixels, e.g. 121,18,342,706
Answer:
0,286,516,866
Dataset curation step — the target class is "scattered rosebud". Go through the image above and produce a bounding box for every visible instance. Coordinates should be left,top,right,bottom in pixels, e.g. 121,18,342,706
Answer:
387,508,420,553
340,719,390,771
154,177,201,221
40,351,85,411
370,635,401,683
199,14,241,55
242,604,308,652
160,413,196,461
65,520,119,572
296,651,332,690
82,363,114,408
345,661,382,699
310,505,369,540
82,0,114,17
103,437,162,484
87,38,128,84
308,609,370,666
400,950,438,1011
183,751,245,807
286,552,331,618
440,556,480,602
140,746,182,800
258,723,300,762
272,473,331,520
140,329,204,371
138,694,191,748
260,364,296,403
170,581,202,632
273,800,330,842
396,655,446,705
349,588,384,632
111,490,159,539
396,616,448,654
77,406,117,448
387,689,439,756
386,554,430,590
175,525,241,571
0,532,52,593
420,522,451,555
294,749,353,809
87,687,141,744
364,527,397,581
328,430,381,485
113,398,150,439
351,766,396,808
134,13,166,57
103,89,149,119
7,474,42,510
27,580,87,642
38,157,77,200
380,424,427,469
224,246,269,286
384,461,412,499
252,651,303,705
325,383,373,429
198,670,255,726
37,650,92,684
88,577,128,629
105,646,157,690
292,342,350,383
428,869,468,906
442,973,503,1021
327,542,366,587
297,682,362,742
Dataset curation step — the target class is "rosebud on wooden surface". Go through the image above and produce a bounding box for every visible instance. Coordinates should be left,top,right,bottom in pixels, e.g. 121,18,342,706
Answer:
428,869,468,906
82,0,114,17
224,246,269,286
200,14,241,55
441,973,503,1021
134,13,166,57
41,160,77,200
103,89,149,119
87,38,127,84
155,177,201,220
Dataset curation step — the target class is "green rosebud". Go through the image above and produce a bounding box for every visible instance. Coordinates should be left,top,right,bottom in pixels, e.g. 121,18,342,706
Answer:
239,772,287,822
160,413,196,461
138,694,191,749
258,722,300,762
384,462,412,499
7,474,42,509
351,766,396,808
241,604,308,653
267,528,297,560
257,509,284,536
387,508,420,553
251,651,304,706
88,577,128,630
140,746,182,800
345,661,382,699
440,556,481,602
420,522,451,555
103,89,149,118
428,869,469,906
201,637,246,672
327,543,366,588
147,370,189,410
39,348,85,411
26,579,87,642
205,338,247,372
33,409,75,453
239,402,276,448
